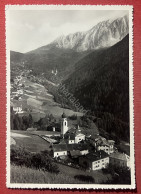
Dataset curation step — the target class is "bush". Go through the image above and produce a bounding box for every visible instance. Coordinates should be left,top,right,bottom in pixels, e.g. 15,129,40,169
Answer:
11,145,59,174
74,175,94,183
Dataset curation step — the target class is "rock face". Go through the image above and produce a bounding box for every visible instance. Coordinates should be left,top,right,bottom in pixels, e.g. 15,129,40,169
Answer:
52,15,129,51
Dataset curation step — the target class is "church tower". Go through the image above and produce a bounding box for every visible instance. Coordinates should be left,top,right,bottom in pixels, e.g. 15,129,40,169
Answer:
61,112,68,137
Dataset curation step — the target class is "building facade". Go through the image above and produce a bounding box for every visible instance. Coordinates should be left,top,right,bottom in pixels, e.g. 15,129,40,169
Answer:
79,151,109,171
110,152,130,168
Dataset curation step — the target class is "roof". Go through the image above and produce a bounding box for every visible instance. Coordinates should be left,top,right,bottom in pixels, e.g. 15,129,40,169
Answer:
62,112,67,118
96,137,115,147
80,150,109,162
69,134,75,140
108,140,115,144
70,150,81,157
110,152,129,161
53,144,67,152
53,143,89,152
75,133,85,138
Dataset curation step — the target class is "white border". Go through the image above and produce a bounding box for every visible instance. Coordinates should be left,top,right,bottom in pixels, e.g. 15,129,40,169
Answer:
6,4,135,190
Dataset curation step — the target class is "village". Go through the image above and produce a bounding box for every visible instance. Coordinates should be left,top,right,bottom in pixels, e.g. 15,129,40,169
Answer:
10,66,130,174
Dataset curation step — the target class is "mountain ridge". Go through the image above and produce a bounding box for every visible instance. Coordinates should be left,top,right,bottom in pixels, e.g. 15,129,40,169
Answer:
50,15,129,52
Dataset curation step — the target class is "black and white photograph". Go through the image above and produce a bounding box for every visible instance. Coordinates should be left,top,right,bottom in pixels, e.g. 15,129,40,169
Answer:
6,5,135,189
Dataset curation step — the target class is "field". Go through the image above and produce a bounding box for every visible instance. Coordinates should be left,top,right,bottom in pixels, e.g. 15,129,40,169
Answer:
57,163,112,184
11,130,50,152
11,163,112,184
21,77,83,117
11,165,82,184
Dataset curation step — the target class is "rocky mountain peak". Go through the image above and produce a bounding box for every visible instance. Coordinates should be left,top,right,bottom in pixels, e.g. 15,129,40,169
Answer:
51,15,129,52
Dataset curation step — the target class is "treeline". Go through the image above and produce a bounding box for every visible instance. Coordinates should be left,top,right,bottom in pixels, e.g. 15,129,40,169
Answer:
11,107,61,131
11,112,33,131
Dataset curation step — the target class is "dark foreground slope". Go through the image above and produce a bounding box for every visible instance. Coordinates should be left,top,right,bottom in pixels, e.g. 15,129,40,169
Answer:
64,35,129,141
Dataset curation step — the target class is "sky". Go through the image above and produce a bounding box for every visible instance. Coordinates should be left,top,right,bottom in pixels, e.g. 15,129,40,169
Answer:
9,10,129,53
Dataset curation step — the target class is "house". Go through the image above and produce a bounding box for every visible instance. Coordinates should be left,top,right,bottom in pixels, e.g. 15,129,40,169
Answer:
52,143,89,158
52,144,68,158
68,127,85,144
95,137,115,155
79,150,109,171
110,152,130,168
75,132,85,143
12,104,23,113
68,134,75,144
68,144,89,157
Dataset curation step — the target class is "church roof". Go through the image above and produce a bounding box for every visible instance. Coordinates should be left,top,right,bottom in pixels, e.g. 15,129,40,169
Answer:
62,112,67,118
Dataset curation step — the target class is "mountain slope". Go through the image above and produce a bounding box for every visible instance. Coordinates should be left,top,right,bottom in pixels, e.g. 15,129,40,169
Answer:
64,35,129,122
61,35,129,141
11,46,90,79
10,15,129,79
10,51,24,64
51,15,129,51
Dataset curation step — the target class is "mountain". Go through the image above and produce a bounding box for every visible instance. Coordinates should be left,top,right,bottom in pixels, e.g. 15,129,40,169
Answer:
10,51,24,63
64,35,129,121
10,15,128,79
23,47,90,79
60,35,129,141
51,15,129,52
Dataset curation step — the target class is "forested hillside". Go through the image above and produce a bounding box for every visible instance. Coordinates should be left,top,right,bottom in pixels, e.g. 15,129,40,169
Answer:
62,35,129,141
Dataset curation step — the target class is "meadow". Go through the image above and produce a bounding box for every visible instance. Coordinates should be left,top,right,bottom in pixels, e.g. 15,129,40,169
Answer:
11,164,112,184
11,164,83,184
11,131,50,152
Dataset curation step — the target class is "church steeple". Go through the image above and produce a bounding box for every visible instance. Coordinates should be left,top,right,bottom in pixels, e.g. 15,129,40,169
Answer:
61,112,68,138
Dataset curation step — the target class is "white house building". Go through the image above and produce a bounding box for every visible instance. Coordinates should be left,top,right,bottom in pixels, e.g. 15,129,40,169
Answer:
68,126,85,144
52,143,89,158
79,150,109,171
95,137,115,155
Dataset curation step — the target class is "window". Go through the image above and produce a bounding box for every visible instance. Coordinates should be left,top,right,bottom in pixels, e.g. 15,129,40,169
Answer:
65,122,66,126
57,153,58,155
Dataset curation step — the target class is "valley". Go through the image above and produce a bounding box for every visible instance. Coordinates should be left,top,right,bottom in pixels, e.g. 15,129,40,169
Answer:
9,13,131,185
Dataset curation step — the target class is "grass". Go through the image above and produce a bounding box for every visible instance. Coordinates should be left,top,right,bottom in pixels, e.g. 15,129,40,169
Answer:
11,164,83,184
57,163,112,184
11,163,112,184
11,131,50,152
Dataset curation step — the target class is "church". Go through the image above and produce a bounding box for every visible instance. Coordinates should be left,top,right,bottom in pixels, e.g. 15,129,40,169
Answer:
60,112,85,144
